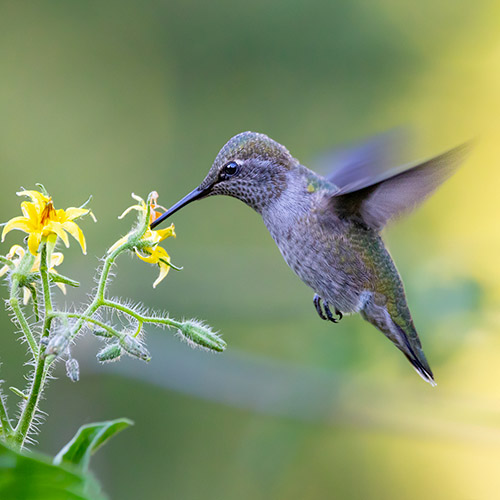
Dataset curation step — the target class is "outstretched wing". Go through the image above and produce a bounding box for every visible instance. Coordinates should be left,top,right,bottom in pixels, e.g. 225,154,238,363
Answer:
328,142,471,231
315,128,412,192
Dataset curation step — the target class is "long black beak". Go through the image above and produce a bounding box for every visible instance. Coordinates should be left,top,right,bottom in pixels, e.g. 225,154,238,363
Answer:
150,186,209,229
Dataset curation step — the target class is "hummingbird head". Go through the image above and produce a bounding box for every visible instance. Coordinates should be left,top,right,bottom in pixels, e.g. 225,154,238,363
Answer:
151,131,297,229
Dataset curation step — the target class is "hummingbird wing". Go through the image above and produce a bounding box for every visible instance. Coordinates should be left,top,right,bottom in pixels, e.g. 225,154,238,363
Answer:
328,142,471,230
316,128,411,191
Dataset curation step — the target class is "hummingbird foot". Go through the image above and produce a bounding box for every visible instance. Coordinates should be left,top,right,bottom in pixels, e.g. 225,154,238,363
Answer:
335,307,343,321
313,294,342,323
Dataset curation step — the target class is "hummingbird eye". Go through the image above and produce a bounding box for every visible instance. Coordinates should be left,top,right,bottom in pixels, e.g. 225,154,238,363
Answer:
222,161,240,178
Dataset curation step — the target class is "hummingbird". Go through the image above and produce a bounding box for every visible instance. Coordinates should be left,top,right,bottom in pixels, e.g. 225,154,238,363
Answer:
151,131,468,385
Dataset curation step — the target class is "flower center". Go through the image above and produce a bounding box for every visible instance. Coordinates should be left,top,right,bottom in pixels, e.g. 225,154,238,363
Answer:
40,200,56,225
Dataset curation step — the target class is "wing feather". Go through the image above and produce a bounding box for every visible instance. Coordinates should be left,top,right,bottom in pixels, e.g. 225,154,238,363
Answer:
329,142,471,230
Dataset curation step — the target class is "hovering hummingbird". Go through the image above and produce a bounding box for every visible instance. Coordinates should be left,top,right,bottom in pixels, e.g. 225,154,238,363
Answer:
151,131,469,385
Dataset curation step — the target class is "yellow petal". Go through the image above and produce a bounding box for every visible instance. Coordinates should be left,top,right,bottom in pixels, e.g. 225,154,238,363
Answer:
45,233,58,266
50,252,64,267
108,234,131,253
17,190,50,207
56,282,67,294
7,245,25,260
136,246,171,265
0,265,10,277
23,287,32,305
20,201,41,222
141,229,161,246
61,221,86,254
31,254,41,272
61,207,89,221
135,248,157,264
118,204,143,220
27,232,42,255
131,193,146,206
155,224,176,242
45,221,70,248
153,263,170,288
1,216,33,241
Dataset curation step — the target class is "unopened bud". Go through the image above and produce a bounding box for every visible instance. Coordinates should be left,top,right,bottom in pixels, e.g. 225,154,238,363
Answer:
9,386,27,400
120,335,151,362
92,328,114,338
46,333,70,357
178,320,226,352
65,358,80,382
96,343,122,362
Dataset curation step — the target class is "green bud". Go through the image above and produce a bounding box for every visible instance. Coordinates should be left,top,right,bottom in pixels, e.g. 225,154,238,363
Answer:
92,328,114,338
96,343,122,362
119,335,151,362
9,386,28,400
178,320,226,352
65,358,80,382
46,333,70,357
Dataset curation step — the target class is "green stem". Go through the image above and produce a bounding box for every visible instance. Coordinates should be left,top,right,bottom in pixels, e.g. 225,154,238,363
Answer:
26,284,40,322
13,243,52,448
101,299,182,329
8,250,38,356
9,277,38,357
97,249,119,300
0,255,15,268
51,312,121,338
40,243,53,337
12,357,45,447
50,246,127,348
0,390,12,436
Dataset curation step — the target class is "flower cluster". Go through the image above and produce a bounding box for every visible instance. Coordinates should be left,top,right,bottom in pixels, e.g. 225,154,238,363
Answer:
109,192,179,287
0,244,65,303
0,185,224,451
2,189,93,255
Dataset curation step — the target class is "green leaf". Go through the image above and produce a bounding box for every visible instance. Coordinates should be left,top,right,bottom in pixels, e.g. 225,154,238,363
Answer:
0,441,106,500
54,418,133,471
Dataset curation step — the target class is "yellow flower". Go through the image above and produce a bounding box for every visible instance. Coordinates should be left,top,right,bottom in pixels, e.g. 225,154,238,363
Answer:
0,244,25,277
109,193,177,288
136,244,173,288
0,244,66,303
1,190,92,255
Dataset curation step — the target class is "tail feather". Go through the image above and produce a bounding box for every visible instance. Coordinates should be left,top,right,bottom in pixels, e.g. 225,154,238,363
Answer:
360,300,436,386
396,324,436,386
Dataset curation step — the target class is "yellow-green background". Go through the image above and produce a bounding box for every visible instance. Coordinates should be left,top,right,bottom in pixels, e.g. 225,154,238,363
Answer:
1,1,499,499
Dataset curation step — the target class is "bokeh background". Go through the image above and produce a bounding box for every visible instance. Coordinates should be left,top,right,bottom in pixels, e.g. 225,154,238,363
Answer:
1,1,500,499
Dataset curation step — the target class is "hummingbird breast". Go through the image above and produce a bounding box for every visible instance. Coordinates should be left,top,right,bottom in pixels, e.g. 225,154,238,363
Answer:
261,179,385,313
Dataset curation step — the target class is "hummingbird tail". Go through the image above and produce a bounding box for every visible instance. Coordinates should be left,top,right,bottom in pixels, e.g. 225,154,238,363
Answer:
360,302,436,386
394,323,436,386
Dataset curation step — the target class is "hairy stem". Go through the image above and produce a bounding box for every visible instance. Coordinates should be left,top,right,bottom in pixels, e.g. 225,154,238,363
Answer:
63,248,121,345
0,389,12,436
13,243,52,448
51,312,120,338
9,277,38,357
40,244,54,338
101,299,182,329
7,250,37,357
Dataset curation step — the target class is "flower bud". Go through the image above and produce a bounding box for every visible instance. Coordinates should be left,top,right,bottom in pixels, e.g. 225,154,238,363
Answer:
178,320,226,352
92,328,114,338
46,333,70,357
119,335,151,362
96,343,122,362
9,386,27,400
65,358,80,382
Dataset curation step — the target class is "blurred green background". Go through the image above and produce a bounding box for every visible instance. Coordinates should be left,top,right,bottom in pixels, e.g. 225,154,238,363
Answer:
1,1,500,499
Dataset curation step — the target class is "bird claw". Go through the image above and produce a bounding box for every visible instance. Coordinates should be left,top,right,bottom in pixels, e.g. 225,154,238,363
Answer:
313,294,342,323
334,307,343,321
314,294,327,320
